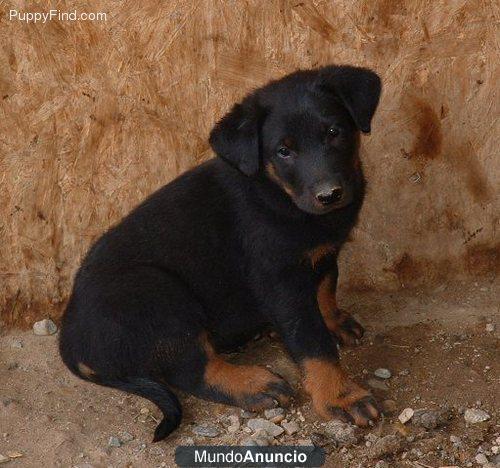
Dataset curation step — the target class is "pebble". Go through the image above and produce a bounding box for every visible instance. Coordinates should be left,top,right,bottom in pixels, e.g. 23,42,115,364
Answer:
0,455,7,465
374,461,390,468
10,339,23,349
485,323,495,332
324,420,358,446
241,410,256,419
226,415,241,434
374,368,391,379
367,379,389,391
281,421,300,435
108,436,121,447
192,424,220,438
247,418,284,437
399,369,410,376
241,435,269,446
464,408,490,424
450,435,462,446
412,408,448,429
33,318,57,336
264,408,285,423
491,446,499,455
398,408,414,424
475,453,489,465
119,431,134,442
368,434,403,459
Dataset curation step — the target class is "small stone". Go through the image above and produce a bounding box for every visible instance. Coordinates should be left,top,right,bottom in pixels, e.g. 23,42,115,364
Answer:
108,436,121,447
412,409,449,429
139,407,150,414
398,408,414,424
475,453,489,465
324,420,358,446
382,399,397,414
374,461,390,468
119,431,134,442
241,410,256,419
369,434,404,459
247,418,284,437
464,408,490,424
226,415,241,434
450,435,462,446
399,369,410,376
367,379,389,391
264,407,285,423
192,424,220,438
281,421,300,435
374,368,392,379
485,323,495,332
10,339,23,349
241,436,269,446
0,455,9,464
33,318,57,336
491,446,499,455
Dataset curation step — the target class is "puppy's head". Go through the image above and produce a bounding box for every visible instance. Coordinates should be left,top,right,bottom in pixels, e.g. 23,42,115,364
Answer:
209,65,381,215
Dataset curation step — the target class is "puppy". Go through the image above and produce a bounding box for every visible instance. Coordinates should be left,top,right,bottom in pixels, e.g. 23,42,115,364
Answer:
59,65,382,441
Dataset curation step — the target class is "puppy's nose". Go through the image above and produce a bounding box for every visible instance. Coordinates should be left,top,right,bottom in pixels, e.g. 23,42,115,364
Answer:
316,186,343,205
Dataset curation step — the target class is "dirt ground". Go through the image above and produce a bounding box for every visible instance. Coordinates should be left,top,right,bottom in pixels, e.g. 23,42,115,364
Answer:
1,281,499,468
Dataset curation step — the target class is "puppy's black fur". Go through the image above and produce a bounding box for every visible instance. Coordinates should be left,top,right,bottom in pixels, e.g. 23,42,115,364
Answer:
59,65,382,440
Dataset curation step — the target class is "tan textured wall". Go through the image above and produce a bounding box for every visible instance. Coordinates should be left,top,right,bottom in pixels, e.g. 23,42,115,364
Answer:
0,0,498,326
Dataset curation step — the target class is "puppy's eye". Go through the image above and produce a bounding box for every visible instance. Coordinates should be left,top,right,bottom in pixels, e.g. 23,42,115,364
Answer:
277,146,291,158
328,125,341,137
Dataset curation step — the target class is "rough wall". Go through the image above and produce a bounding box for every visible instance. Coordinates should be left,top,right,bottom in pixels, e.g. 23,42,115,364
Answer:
0,0,498,326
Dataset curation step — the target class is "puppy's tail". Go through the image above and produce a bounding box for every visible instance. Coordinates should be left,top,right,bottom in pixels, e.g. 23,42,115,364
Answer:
92,376,182,442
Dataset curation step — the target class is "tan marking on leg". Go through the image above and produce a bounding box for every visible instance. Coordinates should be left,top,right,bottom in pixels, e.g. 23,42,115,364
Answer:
201,334,290,409
265,162,294,197
302,358,370,420
315,272,345,335
77,362,96,378
307,243,336,268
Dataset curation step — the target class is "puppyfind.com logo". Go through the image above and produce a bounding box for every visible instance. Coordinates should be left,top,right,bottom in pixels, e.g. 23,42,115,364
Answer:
9,9,107,24
175,445,325,467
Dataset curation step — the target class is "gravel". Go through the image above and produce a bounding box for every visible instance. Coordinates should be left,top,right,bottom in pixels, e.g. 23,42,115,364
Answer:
475,453,489,465
374,368,392,379
367,379,389,391
281,421,299,435
464,408,490,424
368,434,404,459
398,407,414,424
192,424,221,438
33,319,57,336
247,418,284,437
412,408,449,429
324,420,358,446
108,436,122,447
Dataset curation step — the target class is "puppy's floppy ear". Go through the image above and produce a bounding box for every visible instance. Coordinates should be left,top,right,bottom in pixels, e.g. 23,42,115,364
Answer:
316,65,382,133
209,97,263,176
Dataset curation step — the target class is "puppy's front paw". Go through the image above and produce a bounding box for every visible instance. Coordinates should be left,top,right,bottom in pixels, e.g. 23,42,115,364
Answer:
325,309,365,346
303,359,380,426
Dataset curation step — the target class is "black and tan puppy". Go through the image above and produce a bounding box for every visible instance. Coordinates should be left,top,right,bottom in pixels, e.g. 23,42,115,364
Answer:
59,65,382,441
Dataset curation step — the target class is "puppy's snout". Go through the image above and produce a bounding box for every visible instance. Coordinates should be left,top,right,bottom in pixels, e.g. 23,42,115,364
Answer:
315,186,344,205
